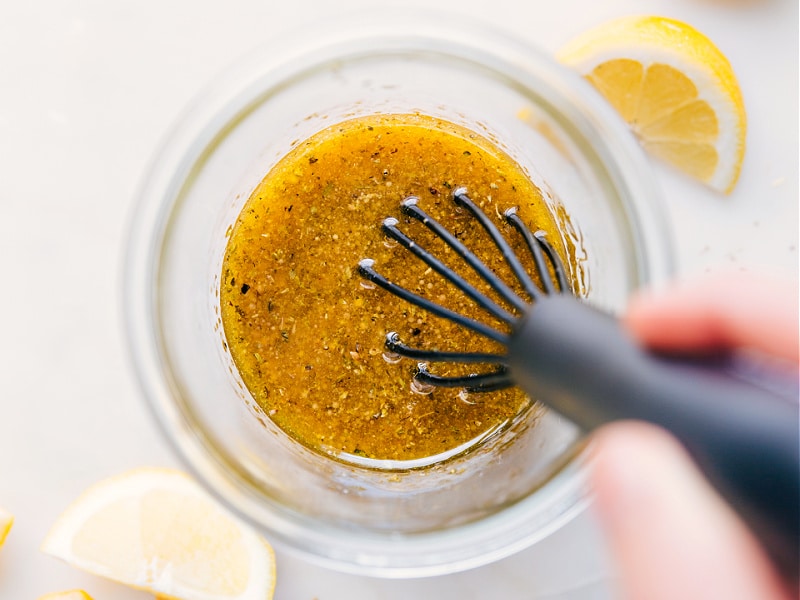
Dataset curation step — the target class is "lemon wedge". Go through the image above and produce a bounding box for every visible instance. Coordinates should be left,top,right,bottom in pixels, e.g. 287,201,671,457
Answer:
558,15,746,193
41,468,276,600
0,507,13,548
37,591,94,600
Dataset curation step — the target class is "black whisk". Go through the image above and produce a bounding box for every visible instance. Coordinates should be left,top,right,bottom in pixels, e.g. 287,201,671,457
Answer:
358,186,798,583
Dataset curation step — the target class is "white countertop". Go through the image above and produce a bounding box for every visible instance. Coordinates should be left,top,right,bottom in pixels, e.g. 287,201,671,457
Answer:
0,1,796,598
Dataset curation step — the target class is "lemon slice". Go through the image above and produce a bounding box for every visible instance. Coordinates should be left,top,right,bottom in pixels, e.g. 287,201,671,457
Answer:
41,468,276,600
0,507,13,547
37,591,94,600
558,15,746,193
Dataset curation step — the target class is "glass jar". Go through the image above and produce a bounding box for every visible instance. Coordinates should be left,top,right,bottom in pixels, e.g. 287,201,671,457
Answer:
124,11,673,577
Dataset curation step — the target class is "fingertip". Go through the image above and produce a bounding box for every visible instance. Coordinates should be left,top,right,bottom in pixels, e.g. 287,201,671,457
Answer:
623,282,714,350
623,271,799,362
588,421,691,525
588,422,790,599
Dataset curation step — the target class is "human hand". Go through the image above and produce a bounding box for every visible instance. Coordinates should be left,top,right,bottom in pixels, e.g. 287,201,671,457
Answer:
589,271,798,600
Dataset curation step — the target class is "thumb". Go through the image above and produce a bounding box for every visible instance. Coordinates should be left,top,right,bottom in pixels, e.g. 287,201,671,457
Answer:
588,421,791,600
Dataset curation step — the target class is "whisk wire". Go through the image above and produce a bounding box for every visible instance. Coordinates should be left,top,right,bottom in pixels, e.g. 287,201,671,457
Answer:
453,187,541,302
381,217,516,325
357,259,510,345
385,332,507,365
534,233,569,292
505,208,557,295
400,197,528,313
359,187,568,394
416,363,514,392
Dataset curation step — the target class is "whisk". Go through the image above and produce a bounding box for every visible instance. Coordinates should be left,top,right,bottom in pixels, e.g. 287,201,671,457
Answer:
358,186,799,582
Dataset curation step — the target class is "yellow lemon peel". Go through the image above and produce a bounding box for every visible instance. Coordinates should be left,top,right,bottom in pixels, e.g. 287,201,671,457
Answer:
558,15,746,193
41,468,276,600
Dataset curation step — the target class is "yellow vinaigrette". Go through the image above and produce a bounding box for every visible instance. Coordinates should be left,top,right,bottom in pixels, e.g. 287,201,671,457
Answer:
220,113,577,461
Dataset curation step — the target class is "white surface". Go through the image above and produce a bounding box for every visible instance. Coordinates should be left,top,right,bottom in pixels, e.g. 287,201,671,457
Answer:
0,1,796,599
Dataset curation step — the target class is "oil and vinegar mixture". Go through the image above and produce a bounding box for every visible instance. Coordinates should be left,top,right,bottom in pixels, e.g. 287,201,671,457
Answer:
220,113,575,461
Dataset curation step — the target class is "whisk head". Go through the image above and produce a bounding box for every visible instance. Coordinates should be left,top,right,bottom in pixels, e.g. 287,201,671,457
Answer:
358,186,569,392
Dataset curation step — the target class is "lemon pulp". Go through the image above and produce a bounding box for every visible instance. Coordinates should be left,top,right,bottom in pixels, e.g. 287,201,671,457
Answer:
559,15,746,193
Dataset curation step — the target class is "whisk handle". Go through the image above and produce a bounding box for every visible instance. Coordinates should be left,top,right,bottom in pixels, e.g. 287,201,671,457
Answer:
507,295,799,582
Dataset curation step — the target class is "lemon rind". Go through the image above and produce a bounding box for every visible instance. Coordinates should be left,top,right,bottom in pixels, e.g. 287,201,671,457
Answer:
0,507,13,547
558,15,746,193
41,467,276,600
37,590,95,600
